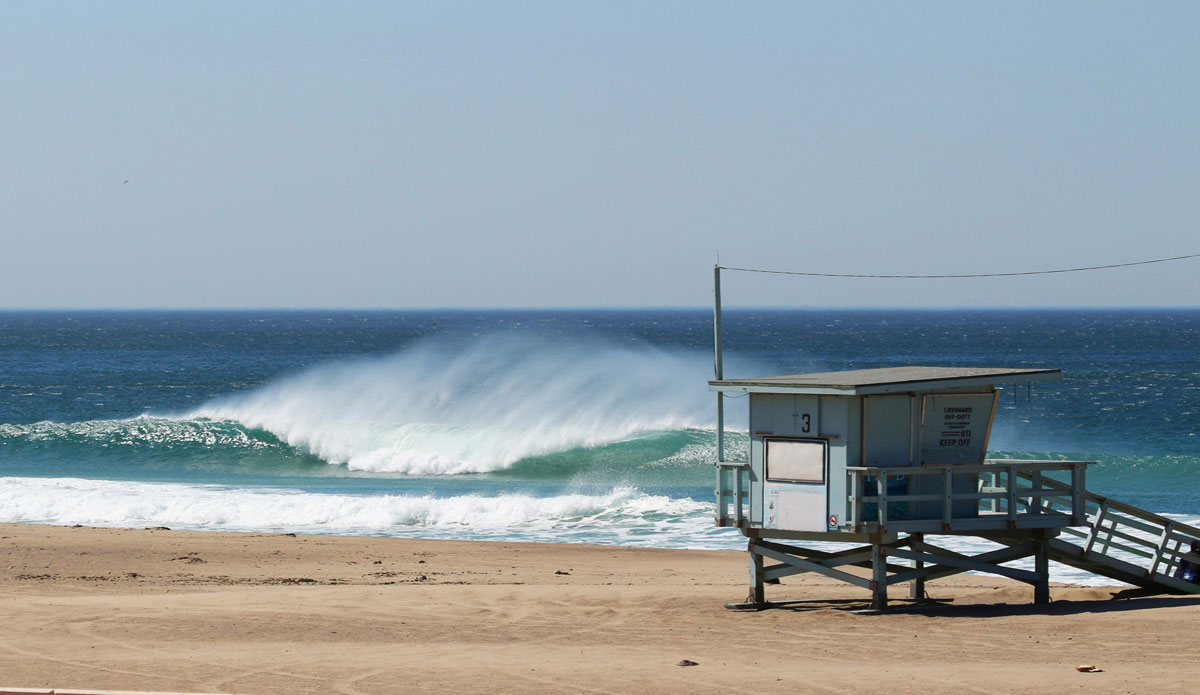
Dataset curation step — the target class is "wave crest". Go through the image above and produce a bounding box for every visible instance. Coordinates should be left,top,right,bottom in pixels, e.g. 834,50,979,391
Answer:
192,334,717,474
0,417,280,450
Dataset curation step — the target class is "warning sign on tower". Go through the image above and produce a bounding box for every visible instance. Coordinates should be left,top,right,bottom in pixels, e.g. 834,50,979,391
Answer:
919,393,997,465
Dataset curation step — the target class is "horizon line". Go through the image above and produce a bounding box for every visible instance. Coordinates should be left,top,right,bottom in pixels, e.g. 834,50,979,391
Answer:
1,305,1198,313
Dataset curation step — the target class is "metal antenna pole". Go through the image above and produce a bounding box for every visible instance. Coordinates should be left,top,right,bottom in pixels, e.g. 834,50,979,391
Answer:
713,265,725,463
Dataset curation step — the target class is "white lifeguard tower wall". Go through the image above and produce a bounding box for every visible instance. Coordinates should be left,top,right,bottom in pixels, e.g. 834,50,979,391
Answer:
712,367,1061,534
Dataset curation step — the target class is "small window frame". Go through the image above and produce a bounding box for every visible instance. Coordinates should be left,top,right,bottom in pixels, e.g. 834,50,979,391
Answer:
765,437,828,484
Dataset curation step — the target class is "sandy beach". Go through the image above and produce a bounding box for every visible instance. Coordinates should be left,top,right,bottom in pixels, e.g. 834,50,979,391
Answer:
0,523,1197,695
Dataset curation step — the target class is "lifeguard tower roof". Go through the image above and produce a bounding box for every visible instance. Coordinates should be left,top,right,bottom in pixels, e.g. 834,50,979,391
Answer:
710,365,1060,396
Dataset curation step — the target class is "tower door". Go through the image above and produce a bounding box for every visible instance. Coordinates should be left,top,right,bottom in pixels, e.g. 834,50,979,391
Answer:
764,438,828,532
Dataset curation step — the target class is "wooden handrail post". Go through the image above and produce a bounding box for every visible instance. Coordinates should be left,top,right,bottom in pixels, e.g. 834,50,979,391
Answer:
851,470,863,529
714,465,726,525
734,466,744,525
1150,521,1176,578
878,473,889,529
942,468,952,526
1072,463,1086,523
1006,466,1017,520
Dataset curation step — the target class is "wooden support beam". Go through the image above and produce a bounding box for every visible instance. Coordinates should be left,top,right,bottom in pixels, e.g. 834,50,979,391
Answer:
1034,532,1050,604
752,543,873,590
755,539,874,563
761,555,912,582
749,542,765,604
755,539,912,577
909,532,926,599
871,541,888,611
909,537,1034,565
887,545,1040,585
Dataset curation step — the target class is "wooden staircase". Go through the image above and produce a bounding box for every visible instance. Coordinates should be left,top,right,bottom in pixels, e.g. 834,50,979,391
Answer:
1012,469,1200,595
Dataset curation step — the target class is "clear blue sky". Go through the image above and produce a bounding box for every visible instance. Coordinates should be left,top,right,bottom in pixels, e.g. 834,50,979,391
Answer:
2,1,1197,308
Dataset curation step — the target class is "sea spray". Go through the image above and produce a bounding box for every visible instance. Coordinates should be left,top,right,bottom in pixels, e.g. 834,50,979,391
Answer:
192,333,724,473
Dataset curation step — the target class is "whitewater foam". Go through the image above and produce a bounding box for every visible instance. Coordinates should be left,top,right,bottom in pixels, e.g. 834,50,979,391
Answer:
0,476,724,546
191,334,722,474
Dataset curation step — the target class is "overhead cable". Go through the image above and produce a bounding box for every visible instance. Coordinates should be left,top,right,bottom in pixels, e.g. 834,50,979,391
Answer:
718,252,1200,279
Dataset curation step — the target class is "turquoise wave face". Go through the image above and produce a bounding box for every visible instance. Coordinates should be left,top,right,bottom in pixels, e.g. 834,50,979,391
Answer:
0,418,330,481
495,428,741,488
0,416,744,489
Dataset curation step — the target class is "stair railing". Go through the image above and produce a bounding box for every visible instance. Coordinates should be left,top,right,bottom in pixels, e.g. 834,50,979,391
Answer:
1012,465,1200,587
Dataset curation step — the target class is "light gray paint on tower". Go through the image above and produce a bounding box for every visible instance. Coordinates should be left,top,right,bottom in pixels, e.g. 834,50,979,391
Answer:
713,366,1060,533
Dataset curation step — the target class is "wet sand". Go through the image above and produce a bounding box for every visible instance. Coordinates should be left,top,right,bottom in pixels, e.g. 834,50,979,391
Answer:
0,523,1197,694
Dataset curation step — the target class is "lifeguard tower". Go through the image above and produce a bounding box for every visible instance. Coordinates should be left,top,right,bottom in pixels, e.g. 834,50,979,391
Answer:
709,274,1200,611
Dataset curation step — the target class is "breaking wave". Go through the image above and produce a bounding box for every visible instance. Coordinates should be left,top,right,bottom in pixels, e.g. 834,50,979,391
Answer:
190,334,720,474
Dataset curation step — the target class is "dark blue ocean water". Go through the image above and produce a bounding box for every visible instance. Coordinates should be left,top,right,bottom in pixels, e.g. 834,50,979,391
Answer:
0,309,1197,566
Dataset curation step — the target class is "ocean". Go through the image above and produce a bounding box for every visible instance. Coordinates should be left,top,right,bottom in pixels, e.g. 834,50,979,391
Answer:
1,309,1197,585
